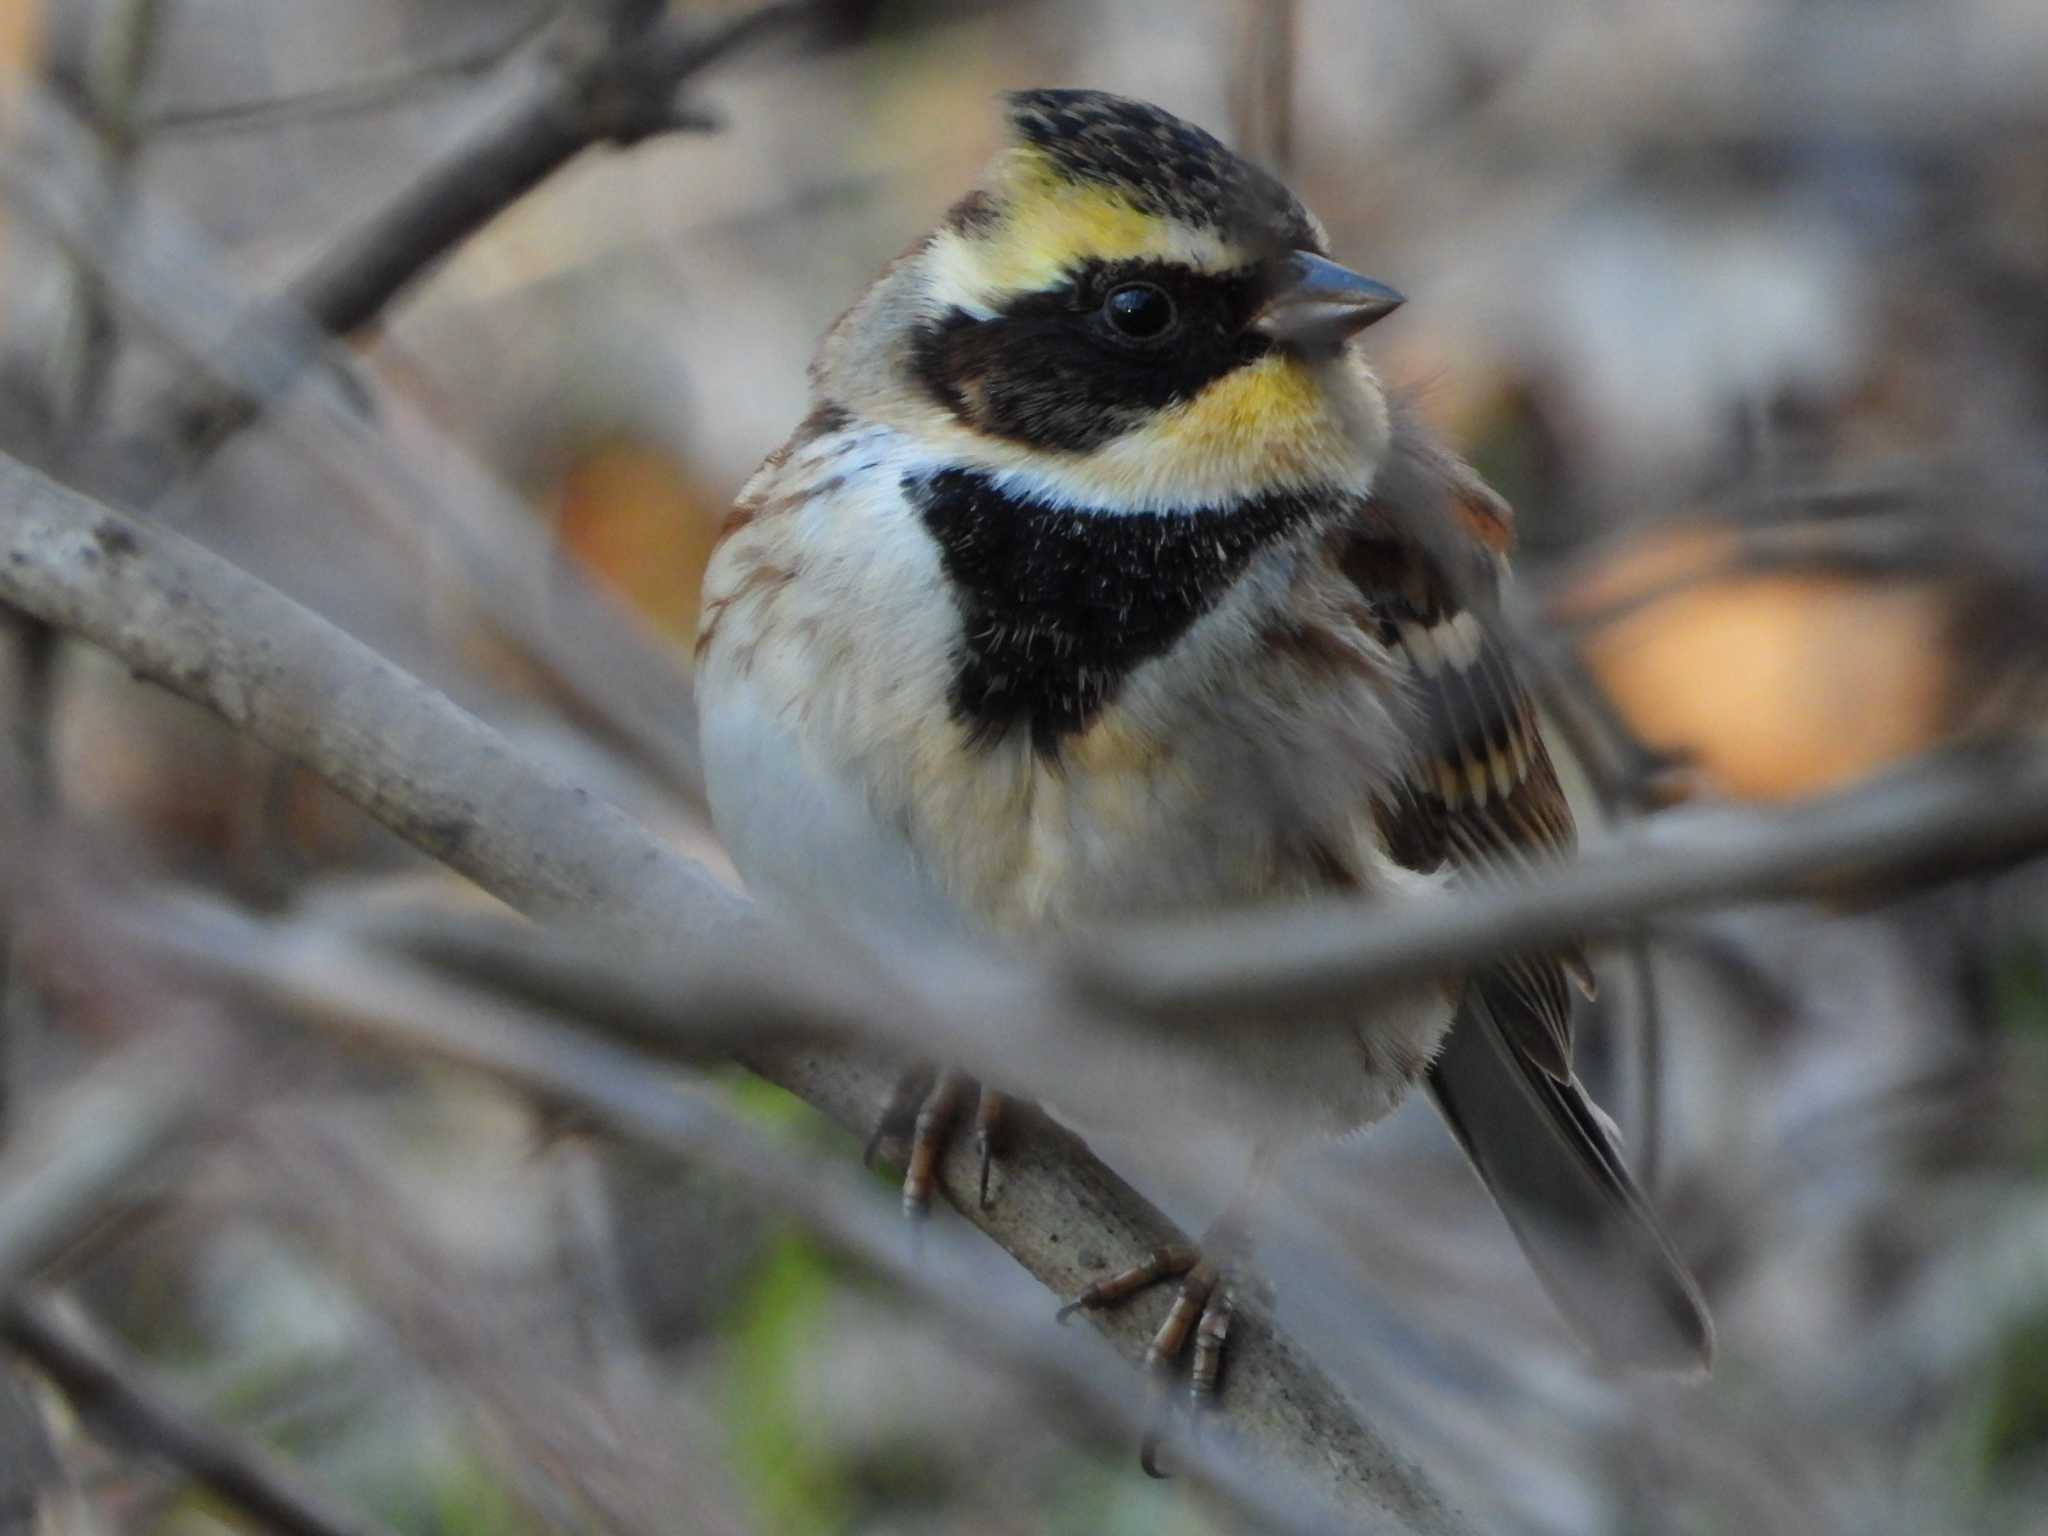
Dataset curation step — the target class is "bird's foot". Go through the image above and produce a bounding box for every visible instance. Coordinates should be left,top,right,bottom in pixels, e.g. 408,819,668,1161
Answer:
1057,1216,1258,1477
864,1063,1009,1217
869,1069,1254,1475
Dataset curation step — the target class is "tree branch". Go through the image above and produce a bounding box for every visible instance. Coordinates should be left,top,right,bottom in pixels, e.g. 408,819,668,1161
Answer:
0,452,1469,1532
0,1024,228,1295
1074,741,2048,1023
5,85,711,804
134,3,557,139
146,910,1348,1536
139,1,815,462
286,1,811,339
2,1291,399,1536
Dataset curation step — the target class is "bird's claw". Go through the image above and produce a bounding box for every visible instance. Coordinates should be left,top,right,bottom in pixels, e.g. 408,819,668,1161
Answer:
1057,1228,1253,1475
870,1065,1013,1220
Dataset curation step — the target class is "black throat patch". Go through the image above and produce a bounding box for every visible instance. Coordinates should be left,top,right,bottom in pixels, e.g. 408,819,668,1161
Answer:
907,468,1325,754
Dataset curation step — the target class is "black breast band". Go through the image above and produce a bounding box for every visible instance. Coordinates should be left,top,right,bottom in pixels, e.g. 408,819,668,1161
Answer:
906,467,1325,754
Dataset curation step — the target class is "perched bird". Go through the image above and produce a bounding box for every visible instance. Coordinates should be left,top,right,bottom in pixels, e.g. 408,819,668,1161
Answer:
696,89,1712,1406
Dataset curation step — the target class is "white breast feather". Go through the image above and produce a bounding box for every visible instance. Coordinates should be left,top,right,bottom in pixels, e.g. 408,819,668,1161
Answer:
696,419,1457,1142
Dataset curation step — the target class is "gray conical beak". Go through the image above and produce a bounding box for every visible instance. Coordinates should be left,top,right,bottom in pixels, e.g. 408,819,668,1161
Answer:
1253,251,1405,348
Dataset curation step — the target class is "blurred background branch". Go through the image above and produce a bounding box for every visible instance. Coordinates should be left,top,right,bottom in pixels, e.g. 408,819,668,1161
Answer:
137,0,820,472
0,449,1467,1530
0,23,164,1470
132,2,556,139
1079,741,2048,1023
2,1,2047,1532
0,1022,229,1298
3,1291,401,1536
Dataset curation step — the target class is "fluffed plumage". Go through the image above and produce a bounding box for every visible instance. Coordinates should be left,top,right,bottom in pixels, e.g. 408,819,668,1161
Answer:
696,87,1710,1382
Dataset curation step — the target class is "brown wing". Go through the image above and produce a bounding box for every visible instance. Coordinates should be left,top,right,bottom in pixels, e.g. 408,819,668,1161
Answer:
1342,425,1587,1080
1354,411,1713,1370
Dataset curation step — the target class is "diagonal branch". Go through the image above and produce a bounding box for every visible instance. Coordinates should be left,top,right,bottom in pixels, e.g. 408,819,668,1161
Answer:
147,908,1335,1536
280,1,813,343
0,1026,391,1536
5,90,713,803
0,1025,230,1296
137,1,817,463
3,1291,399,1536
1074,741,2048,1023
0,451,1469,1533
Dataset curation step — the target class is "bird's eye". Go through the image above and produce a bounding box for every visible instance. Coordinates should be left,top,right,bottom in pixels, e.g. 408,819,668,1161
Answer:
1102,283,1176,340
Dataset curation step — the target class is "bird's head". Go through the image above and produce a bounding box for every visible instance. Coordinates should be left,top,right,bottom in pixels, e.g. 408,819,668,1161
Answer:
816,89,1404,510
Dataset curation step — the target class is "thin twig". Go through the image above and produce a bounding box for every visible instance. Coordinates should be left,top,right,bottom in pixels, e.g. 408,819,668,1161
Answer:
141,0,816,462
2,1291,399,1536
0,1025,229,1296
1624,930,1664,1192
1073,741,2048,1024
187,939,1343,1536
134,3,559,138
6,91,709,806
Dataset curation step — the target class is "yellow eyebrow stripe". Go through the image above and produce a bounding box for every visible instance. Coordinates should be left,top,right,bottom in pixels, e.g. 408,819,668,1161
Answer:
935,148,1238,307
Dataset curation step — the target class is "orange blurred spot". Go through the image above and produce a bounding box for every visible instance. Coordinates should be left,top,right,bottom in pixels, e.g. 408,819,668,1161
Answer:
0,1,44,306
553,438,719,645
1561,523,1956,802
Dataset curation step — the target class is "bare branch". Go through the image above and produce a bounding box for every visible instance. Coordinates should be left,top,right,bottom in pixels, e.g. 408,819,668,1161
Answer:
143,1,816,458
167,918,1347,1536
0,1025,230,1295
0,443,723,922
0,453,1467,1531
1075,742,2048,1023
134,3,559,138
213,1119,749,1536
2,1291,398,1536
281,4,794,337
4,92,709,805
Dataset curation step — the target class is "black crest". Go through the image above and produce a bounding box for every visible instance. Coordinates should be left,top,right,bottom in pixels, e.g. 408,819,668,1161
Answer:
1004,89,1323,256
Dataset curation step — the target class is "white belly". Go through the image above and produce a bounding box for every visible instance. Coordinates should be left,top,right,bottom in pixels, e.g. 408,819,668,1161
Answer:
699,663,1454,1145
700,668,967,940
694,420,1456,1143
